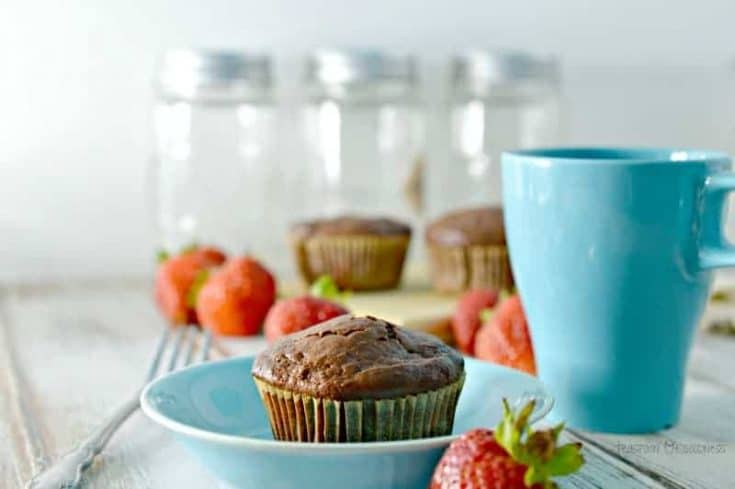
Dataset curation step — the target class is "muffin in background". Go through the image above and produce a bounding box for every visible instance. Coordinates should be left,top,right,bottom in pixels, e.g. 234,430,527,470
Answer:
426,207,513,293
290,216,411,291
252,315,465,443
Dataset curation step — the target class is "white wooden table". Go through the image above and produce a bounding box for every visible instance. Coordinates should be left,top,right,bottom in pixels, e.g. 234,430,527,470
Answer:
1,280,734,488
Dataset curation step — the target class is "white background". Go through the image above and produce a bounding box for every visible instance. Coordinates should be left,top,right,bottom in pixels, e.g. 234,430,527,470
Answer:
2,0,735,283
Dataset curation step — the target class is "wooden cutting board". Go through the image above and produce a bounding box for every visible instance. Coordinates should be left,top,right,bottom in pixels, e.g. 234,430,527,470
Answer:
282,265,459,343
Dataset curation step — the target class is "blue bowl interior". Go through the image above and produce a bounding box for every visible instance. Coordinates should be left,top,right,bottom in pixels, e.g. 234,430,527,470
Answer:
143,356,551,444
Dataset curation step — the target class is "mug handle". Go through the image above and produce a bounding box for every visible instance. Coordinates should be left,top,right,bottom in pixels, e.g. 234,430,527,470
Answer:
699,174,735,269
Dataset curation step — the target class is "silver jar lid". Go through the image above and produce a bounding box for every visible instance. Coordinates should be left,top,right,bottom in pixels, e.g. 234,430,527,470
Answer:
306,49,417,86
452,50,560,94
156,49,272,101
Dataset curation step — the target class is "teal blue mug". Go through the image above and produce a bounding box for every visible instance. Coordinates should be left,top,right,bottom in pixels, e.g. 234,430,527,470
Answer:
501,148,733,433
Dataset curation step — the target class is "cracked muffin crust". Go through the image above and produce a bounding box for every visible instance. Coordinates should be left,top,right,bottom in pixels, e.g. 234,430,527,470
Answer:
252,315,464,401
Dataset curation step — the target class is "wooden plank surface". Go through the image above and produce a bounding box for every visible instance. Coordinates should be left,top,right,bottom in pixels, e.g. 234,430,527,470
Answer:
0,283,220,488
1,281,734,488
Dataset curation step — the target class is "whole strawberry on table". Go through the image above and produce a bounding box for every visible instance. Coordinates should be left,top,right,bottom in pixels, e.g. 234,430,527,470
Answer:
154,246,277,335
475,294,536,375
155,247,349,339
196,256,277,336
452,288,537,376
431,400,584,489
154,245,227,325
264,275,350,342
452,288,499,355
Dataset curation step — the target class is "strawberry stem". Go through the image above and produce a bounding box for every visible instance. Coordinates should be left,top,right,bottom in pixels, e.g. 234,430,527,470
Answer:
309,275,350,303
156,249,171,263
495,399,585,488
179,242,200,254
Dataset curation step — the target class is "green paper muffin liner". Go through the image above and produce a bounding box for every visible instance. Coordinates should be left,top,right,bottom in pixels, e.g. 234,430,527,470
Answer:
428,244,513,293
253,375,464,443
291,235,410,291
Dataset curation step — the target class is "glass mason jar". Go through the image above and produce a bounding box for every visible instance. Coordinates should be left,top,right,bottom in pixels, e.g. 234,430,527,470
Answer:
433,50,562,212
149,50,284,271
300,50,426,223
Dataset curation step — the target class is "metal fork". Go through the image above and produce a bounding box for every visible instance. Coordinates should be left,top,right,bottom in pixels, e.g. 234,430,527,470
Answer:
26,325,212,489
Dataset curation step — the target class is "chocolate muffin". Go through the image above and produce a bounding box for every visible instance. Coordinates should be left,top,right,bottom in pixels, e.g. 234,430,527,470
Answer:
290,216,411,291
252,315,465,442
426,207,513,293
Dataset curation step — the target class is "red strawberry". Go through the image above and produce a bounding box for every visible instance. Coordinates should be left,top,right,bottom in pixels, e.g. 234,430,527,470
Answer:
264,275,349,342
474,295,536,375
452,288,499,354
154,246,226,325
431,400,584,489
195,256,276,336
264,296,348,342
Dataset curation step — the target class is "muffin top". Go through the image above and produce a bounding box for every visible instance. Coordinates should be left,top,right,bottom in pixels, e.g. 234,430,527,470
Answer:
426,206,506,247
252,315,464,401
291,216,411,239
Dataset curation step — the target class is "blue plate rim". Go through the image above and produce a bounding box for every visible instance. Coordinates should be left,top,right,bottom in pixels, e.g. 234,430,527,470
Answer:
140,355,553,454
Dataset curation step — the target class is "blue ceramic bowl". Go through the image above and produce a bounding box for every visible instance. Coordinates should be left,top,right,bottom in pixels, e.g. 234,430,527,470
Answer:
141,356,552,489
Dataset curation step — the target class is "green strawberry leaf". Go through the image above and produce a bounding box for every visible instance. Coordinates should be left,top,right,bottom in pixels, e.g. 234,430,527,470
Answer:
180,242,199,254
515,400,536,433
186,269,210,308
156,242,201,264
156,249,171,263
496,399,534,460
523,465,543,488
495,399,584,487
524,466,559,489
309,275,350,303
545,443,585,476
479,308,494,323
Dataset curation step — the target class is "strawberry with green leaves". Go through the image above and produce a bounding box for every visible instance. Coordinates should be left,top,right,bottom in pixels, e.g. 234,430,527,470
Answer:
263,275,349,343
475,294,536,375
452,288,499,354
154,246,226,325
431,400,584,489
